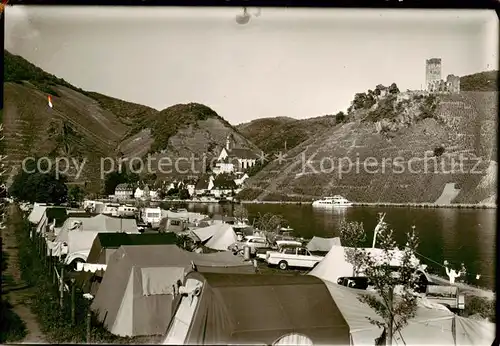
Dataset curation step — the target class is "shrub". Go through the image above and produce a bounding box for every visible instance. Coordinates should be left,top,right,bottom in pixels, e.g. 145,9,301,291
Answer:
434,146,445,157
463,295,495,323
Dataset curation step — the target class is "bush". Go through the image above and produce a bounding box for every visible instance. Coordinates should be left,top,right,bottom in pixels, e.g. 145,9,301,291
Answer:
365,95,397,122
419,94,438,120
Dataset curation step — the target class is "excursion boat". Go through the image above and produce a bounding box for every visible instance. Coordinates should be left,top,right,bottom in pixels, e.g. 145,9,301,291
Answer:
312,195,353,207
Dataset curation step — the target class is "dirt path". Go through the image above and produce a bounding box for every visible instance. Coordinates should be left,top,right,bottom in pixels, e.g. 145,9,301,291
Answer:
2,204,46,344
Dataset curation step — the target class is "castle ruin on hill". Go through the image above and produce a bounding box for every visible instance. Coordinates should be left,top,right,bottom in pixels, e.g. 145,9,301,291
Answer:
425,58,460,94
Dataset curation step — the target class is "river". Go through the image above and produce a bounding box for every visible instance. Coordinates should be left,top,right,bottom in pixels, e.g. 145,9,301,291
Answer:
169,202,496,290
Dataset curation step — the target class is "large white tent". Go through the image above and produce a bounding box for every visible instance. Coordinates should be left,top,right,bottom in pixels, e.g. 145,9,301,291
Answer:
322,281,495,346
310,245,421,284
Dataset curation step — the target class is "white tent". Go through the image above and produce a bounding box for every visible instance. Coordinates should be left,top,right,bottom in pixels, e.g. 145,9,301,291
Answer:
322,281,494,346
309,245,354,282
205,224,238,251
191,223,228,243
28,203,47,224
48,215,140,262
35,212,48,235
454,315,495,345
310,246,421,284
306,236,341,252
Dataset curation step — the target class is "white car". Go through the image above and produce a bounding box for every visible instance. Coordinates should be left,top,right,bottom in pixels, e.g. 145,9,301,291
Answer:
228,236,269,255
266,246,324,270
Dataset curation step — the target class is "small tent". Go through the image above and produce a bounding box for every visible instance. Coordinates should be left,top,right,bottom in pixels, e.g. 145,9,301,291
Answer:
86,232,179,265
91,244,254,337
164,272,351,345
204,224,238,251
78,233,180,294
306,236,341,252
191,223,228,243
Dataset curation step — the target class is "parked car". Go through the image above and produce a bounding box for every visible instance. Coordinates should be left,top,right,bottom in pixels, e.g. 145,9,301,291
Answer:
266,246,324,270
255,243,301,261
228,236,270,255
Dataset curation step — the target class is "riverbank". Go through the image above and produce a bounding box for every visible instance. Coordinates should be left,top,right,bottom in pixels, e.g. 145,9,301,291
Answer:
95,198,496,209
240,201,496,209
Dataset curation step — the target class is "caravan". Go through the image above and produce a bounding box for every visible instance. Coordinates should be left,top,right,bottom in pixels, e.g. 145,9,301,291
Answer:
117,205,137,217
140,207,162,228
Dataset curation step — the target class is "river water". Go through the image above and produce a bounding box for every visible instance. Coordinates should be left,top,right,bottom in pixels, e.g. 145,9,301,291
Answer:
176,203,496,290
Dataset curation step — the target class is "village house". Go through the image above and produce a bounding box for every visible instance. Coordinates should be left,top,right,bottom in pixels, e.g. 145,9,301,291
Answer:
134,183,158,200
114,183,134,199
212,134,259,175
234,173,249,187
194,175,215,196
211,174,238,198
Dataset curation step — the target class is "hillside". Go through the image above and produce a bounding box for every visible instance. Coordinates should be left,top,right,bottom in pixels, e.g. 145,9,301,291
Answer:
119,103,260,178
240,87,497,204
3,51,258,190
460,70,498,92
236,115,337,154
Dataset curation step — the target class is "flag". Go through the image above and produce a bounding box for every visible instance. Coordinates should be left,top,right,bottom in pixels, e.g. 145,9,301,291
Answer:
48,95,53,108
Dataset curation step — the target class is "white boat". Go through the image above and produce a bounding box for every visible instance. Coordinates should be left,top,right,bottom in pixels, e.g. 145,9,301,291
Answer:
312,195,353,207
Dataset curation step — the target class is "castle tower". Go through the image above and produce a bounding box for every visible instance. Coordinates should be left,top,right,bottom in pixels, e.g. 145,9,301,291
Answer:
446,74,461,93
426,58,442,91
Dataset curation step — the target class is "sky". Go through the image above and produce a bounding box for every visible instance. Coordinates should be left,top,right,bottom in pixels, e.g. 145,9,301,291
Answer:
5,6,499,124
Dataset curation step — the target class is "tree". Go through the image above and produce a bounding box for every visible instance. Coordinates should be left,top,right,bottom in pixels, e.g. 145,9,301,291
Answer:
335,111,347,124
254,212,286,232
356,223,420,346
157,189,166,200
339,220,367,276
352,92,368,110
68,186,85,205
178,188,190,200
9,161,68,204
388,83,400,95
233,205,248,223
103,170,139,196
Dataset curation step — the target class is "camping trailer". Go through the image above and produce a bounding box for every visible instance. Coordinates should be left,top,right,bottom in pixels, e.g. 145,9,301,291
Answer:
140,207,162,228
117,205,137,217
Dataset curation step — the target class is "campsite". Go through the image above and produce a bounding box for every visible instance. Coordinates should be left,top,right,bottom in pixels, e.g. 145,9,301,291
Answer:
0,200,494,345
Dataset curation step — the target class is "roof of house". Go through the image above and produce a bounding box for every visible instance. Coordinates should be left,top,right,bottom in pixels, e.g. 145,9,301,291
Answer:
115,183,134,191
195,175,212,190
227,148,259,160
213,175,237,189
